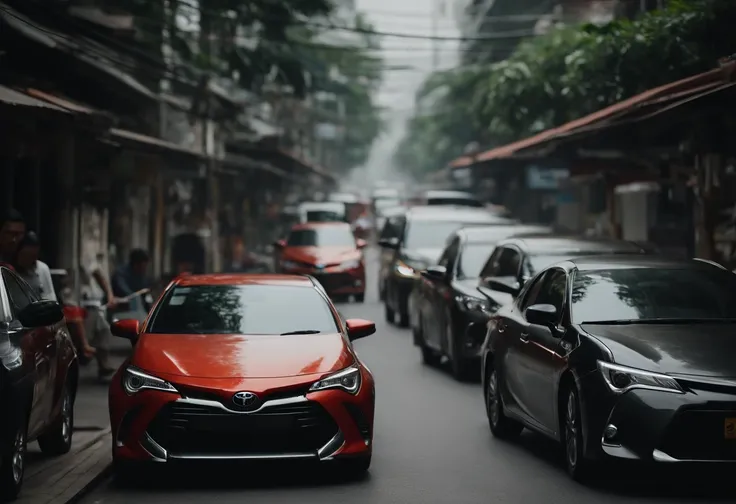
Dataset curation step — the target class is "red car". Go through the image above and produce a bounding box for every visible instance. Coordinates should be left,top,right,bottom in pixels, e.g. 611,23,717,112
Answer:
109,274,376,476
274,222,367,302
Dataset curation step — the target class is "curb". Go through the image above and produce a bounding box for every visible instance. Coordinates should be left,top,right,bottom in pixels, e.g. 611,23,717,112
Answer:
63,462,113,504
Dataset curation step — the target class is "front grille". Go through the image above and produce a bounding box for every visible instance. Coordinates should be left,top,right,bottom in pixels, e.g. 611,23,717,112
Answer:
659,409,736,460
313,273,354,291
147,401,338,455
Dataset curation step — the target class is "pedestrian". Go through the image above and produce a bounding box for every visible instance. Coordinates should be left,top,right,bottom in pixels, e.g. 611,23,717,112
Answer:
0,209,26,264
112,249,150,313
13,231,57,301
58,276,96,362
80,255,120,381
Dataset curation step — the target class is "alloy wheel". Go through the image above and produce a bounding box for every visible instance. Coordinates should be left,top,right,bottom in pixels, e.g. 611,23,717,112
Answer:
12,428,25,484
565,390,578,469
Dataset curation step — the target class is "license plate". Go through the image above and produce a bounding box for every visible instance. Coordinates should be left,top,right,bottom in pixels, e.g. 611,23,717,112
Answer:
725,418,736,439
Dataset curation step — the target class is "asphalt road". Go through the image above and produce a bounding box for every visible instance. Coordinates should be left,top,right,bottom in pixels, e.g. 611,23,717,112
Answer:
80,249,736,504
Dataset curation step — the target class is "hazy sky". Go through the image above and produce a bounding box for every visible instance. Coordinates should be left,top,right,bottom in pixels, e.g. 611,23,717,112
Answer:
345,1,460,184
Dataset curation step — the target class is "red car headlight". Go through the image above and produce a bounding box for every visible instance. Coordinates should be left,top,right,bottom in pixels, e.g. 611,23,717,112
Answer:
122,366,178,395
309,366,361,395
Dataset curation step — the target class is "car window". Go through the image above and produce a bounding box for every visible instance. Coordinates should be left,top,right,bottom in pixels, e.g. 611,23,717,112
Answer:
518,272,548,311
287,226,355,247
3,269,35,315
571,267,736,323
458,243,494,279
438,237,460,271
148,284,340,335
530,269,567,322
426,198,483,208
404,220,468,249
479,247,502,278
496,248,521,277
380,216,403,240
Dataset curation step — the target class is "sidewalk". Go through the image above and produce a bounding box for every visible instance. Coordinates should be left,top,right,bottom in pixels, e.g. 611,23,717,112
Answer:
16,337,131,504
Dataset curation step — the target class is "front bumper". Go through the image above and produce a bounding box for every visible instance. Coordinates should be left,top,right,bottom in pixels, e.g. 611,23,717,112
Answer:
110,368,374,464
581,372,736,463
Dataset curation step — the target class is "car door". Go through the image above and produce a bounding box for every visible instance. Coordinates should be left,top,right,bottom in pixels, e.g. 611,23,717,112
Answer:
498,272,546,423
2,269,50,435
416,238,450,344
426,237,460,350
514,268,570,435
380,216,403,293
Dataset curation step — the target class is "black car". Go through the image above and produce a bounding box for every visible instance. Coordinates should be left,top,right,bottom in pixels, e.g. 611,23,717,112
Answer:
410,224,552,380
0,266,77,500
378,207,515,326
481,255,736,482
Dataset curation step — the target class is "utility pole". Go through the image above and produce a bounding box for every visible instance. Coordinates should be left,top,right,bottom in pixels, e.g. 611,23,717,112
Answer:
156,0,171,279
431,0,439,70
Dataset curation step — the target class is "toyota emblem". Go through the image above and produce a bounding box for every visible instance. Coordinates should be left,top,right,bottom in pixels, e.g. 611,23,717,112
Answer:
232,391,259,409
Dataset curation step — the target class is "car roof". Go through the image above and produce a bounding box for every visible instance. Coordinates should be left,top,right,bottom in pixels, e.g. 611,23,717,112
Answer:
405,206,497,222
175,273,314,287
569,255,727,271
423,190,476,199
290,221,351,231
328,193,359,203
457,224,552,243
500,236,645,254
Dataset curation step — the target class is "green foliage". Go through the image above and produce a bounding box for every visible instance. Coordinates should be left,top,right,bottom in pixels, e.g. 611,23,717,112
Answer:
396,0,736,176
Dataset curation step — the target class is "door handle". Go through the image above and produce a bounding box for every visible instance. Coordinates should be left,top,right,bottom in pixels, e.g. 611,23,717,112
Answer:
520,333,530,343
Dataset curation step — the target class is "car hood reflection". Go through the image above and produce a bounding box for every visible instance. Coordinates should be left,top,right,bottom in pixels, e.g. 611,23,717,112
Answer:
582,323,736,378
133,332,353,378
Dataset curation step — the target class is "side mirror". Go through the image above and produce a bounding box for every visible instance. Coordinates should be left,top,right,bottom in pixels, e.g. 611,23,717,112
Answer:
346,318,375,341
111,318,141,342
421,265,447,281
378,237,399,249
485,276,521,296
526,304,558,327
18,301,64,327
356,238,367,249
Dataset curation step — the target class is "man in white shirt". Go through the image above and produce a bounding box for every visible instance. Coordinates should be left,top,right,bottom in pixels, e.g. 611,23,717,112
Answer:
14,231,57,301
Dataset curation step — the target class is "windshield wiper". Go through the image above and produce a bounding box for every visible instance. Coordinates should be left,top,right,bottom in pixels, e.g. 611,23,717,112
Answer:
583,318,736,325
279,330,322,335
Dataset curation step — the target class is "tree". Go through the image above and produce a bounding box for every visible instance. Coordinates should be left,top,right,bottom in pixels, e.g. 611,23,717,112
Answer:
396,0,736,176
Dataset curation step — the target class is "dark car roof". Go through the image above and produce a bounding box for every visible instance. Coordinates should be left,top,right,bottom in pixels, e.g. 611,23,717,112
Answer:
405,206,500,223
423,190,476,200
500,236,645,254
569,255,727,272
457,224,550,243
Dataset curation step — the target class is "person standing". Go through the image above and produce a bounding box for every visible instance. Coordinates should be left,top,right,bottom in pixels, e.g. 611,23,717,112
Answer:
112,249,150,313
80,255,120,381
0,209,26,264
13,231,56,301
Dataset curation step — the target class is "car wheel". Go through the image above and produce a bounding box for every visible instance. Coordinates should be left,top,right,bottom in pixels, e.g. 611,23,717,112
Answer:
355,293,365,303
38,380,74,455
486,366,523,439
563,387,595,482
0,413,28,501
384,302,395,323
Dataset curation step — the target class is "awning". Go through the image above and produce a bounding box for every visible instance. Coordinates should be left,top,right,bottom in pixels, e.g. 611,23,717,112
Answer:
109,128,204,159
222,153,288,178
0,84,68,113
276,149,336,182
451,63,736,168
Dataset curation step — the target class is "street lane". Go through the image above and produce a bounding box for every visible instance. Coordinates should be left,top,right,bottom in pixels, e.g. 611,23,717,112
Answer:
81,249,736,504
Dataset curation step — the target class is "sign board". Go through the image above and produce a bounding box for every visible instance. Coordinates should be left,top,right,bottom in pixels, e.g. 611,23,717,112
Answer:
526,165,570,190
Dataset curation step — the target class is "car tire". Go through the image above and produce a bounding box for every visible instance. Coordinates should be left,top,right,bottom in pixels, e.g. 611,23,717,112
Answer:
384,302,394,323
341,454,371,478
355,293,365,303
0,411,28,501
485,366,523,439
563,386,596,482
38,380,74,455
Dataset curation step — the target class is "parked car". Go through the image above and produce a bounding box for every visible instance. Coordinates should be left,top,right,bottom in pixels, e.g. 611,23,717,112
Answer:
481,255,736,481
274,222,367,302
411,224,552,379
378,206,515,327
376,206,409,300
109,274,376,477
0,266,77,501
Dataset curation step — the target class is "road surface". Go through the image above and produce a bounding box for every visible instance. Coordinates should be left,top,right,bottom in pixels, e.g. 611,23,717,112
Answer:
79,249,735,504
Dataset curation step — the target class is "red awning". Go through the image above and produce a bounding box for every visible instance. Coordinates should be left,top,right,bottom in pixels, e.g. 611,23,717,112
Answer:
451,63,736,168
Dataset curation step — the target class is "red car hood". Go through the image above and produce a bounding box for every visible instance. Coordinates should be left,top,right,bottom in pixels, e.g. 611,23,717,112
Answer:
282,246,359,265
132,332,353,379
